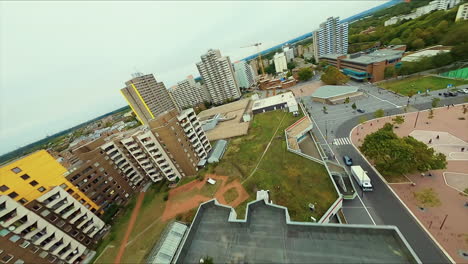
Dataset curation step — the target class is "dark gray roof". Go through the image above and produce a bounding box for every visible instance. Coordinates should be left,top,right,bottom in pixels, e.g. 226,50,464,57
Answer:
175,200,420,264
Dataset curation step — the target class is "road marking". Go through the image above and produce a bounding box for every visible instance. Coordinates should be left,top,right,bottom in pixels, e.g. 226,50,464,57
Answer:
333,137,351,146
367,92,403,108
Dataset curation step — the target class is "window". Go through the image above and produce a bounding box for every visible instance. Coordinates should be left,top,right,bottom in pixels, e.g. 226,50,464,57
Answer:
19,198,28,204
56,220,65,227
49,215,57,222
59,183,67,189
29,246,40,253
1,254,13,263
0,185,9,192
11,167,21,173
0,229,11,237
8,192,18,199
29,180,38,187
39,251,48,258
19,241,30,248
14,260,24,264
20,174,30,180
9,235,21,243
40,210,50,217
71,230,78,237
32,204,42,211
78,234,85,241
47,256,56,263
37,187,46,192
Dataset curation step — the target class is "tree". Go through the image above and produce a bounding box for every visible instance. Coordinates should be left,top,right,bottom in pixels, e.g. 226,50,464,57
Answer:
265,63,276,75
297,67,314,81
202,256,214,264
351,103,357,111
431,98,440,108
389,38,402,45
322,106,327,113
428,108,434,120
360,124,447,176
286,71,292,78
320,66,349,85
435,20,449,33
450,43,468,60
384,66,395,79
392,115,405,125
411,38,425,50
344,97,350,104
287,62,297,70
374,109,385,118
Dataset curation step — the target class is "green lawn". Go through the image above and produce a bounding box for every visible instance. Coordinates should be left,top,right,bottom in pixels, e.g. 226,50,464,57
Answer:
204,110,338,221
94,183,169,264
379,76,468,96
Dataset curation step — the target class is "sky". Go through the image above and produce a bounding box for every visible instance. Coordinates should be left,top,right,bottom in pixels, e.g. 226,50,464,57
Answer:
0,0,382,155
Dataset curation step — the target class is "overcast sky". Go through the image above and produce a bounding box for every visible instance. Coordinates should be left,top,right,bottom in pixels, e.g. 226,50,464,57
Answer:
0,1,382,155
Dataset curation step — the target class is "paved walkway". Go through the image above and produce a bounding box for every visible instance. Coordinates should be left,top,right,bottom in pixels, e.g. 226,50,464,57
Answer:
113,192,146,264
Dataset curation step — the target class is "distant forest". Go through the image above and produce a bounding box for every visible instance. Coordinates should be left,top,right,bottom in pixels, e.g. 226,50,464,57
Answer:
0,105,130,165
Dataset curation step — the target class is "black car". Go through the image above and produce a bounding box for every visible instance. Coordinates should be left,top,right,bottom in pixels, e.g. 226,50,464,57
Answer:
357,109,365,113
443,92,450,97
343,156,353,166
448,92,457,97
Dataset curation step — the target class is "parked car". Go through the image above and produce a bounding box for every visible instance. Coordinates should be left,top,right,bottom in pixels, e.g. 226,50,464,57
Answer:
343,156,353,166
448,92,457,97
357,109,365,113
443,92,450,97
458,88,468,94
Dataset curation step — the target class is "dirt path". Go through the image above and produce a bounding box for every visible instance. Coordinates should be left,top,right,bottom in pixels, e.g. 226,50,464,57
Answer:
162,174,250,221
113,192,145,264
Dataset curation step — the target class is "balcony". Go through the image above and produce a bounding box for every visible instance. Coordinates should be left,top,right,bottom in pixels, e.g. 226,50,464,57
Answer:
108,149,119,158
189,136,197,143
183,125,191,133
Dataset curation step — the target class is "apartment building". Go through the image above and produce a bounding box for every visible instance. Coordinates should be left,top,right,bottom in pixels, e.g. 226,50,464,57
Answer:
0,151,105,264
233,61,256,89
313,17,348,63
283,46,294,62
149,108,212,175
196,49,241,105
95,108,211,183
170,75,210,109
65,138,136,211
273,52,288,73
456,3,468,20
120,73,177,125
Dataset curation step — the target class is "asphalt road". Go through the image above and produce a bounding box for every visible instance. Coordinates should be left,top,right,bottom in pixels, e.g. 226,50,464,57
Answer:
328,97,467,264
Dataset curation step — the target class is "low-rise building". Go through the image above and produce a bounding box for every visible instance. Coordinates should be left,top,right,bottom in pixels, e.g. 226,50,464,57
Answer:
311,85,363,104
320,45,406,82
252,92,298,115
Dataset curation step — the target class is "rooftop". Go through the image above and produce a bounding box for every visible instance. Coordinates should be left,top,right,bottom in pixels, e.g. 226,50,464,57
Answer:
208,140,227,161
311,85,359,99
175,199,420,264
342,48,404,65
252,92,297,111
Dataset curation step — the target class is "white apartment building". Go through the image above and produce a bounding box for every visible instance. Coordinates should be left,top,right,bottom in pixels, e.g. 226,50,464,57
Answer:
0,190,105,263
177,108,212,160
196,49,241,105
233,61,256,89
385,0,461,26
283,46,295,62
170,75,211,109
273,52,288,73
456,3,468,20
100,140,146,184
313,17,348,62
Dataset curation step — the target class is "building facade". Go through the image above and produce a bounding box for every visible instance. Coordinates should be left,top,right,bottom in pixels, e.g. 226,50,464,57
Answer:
65,138,137,211
233,61,256,89
0,151,105,264
273,53,288,73
283,46,294,62
120,73,177,125
313,17,348,63
169,75,210,109
196,49,241,105
456,3,468,20
320,45,406,82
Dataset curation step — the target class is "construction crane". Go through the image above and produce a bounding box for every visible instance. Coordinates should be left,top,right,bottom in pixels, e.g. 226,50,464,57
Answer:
241,43,265,76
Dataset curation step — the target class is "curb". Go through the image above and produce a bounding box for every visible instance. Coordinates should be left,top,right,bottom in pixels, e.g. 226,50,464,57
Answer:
348,118,456,264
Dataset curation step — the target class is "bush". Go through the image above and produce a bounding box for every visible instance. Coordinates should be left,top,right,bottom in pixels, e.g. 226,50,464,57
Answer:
163,192,169,201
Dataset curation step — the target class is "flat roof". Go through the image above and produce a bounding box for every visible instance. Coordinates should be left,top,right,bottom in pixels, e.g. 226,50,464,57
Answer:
208,140,227,160
311,85,359,99
342,48,404,65
175,200,420,264
320,53,345,60
252,92,297,111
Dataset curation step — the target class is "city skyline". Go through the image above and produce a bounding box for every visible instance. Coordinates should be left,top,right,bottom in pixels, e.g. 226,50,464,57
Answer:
0,1,382,155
